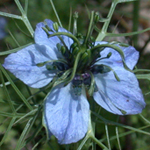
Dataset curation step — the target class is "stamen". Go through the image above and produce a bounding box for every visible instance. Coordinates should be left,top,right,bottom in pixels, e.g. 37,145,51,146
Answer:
53,22,59,31
84,11,95,45
90,43,131,72
86,71,95,96
91,64,120,81
48,32,80,46
72,75,83,96
95,52,112,63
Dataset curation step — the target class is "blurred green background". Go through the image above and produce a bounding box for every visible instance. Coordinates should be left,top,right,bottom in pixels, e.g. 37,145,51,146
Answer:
0,0,150,150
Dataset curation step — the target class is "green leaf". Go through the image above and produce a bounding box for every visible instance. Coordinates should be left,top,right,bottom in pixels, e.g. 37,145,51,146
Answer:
15,106,41,150
0,43,33,56
106,27,150,37
134,69,150,73
116,0,137,3
0,69,16,113
0,11,22,19
0,64,33,110
92,111,150,136
136,74,150,80
0,117,16,146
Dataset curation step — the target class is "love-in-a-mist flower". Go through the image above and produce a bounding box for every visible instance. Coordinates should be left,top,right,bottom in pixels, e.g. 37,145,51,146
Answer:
3,19,145,144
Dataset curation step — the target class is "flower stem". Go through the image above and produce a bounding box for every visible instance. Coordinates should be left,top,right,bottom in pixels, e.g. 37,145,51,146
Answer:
0,11,22,20
96,1,117,41
0,64,33,111
14,0,34,37
84,11,95,44
87,113,109,150
68,7,72,32
106,27,150,37
49,0,63,27
49,32,80,46
90,136,109,150
73,12,78,35
24,0,29,15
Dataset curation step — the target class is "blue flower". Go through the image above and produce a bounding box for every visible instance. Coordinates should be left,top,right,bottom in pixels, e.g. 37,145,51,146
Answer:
3,19,145,144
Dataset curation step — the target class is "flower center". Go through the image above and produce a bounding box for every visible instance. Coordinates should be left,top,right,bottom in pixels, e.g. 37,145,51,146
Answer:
72,73,91,96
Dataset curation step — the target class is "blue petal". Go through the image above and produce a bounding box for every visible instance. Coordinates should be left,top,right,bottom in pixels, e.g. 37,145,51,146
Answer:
93,67,145,115
44,83,89,144
3,44,56,88
34,19,73,55
34,21,60,50
95,41,139,70
45,19,73,49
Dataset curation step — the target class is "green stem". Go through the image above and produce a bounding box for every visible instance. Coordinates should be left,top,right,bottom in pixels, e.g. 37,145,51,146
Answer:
115,127,122,150
0,11,22,20
0,117,16,146
90,136,109,150
14,109,38,125
105,124,111,149
73,12,78,35
139,114,150,124
101,64,121,81
132,0,140,48
0,43,33,56
96,1,117,41
22,14,34,37
67,52,82,82
49,0,63,27
0,70,16,113
0,64,33,111
77,134,90,150
0,111,24,117
14,0,25,14
87,112,109,150
106,27,150,37
68,7,72,32
87,71,95,96
49,32,80,46
15,106,41,150
8,30,20,47
84,11,95,44
14,0,34,36
92,111,150,136
24,0,29,15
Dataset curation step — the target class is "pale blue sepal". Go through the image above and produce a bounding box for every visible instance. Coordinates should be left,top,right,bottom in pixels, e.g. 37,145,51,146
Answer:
34,19,73,57
93,67,145,115
45,19,73,49
3,44,56,88
44,83,90,144
95,41,139,70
